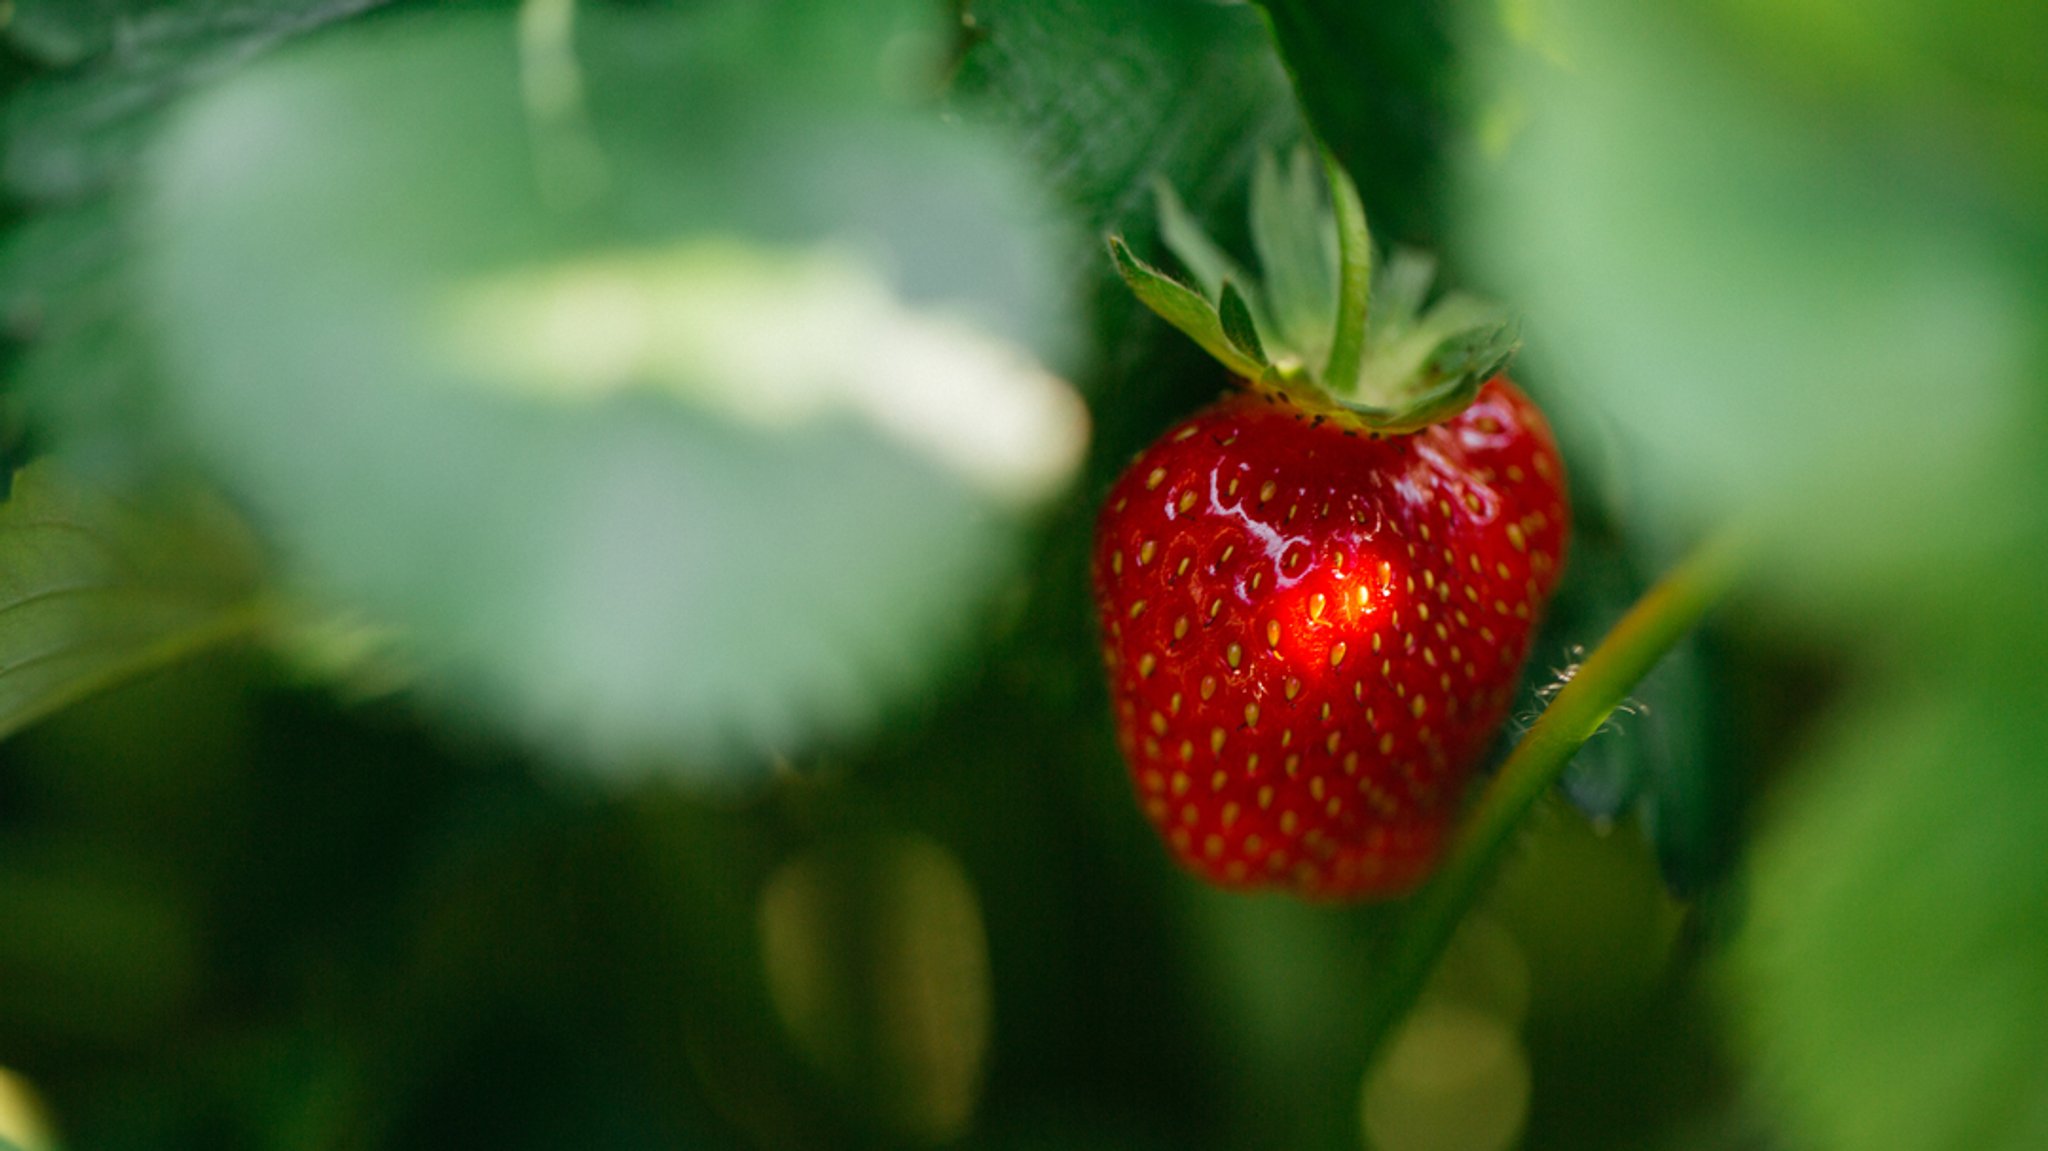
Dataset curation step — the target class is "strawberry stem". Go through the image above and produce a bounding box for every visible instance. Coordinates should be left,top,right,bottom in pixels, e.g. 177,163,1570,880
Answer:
1355,527,1755,1073
1317,147,1371,399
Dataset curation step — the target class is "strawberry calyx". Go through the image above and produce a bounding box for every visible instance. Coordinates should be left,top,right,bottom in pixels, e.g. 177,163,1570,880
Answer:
1107,146,1518,434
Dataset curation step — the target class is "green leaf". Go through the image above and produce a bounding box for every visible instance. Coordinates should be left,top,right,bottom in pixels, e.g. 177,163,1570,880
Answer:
3,0,381,68
135,8,1085,777
0,462,264,743
1108,238,1267,381
1732,662,2048,1151
955,0,1295,234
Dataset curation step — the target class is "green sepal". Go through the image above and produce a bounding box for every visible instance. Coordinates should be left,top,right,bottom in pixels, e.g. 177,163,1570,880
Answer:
1154,179,1280,362
1369,248,1437,341
1108,235,1268,380
1250,147,1338,359
1217,280,1268,367
1112,147,1521,433
1354,269,1516,407
1334,319,1520,433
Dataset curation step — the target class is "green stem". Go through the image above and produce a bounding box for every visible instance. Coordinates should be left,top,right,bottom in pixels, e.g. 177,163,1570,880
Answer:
1357,528,1754,1070
1318,147,1371,394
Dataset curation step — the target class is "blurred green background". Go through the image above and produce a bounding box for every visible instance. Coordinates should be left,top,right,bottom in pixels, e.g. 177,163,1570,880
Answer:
0,0,2042,1149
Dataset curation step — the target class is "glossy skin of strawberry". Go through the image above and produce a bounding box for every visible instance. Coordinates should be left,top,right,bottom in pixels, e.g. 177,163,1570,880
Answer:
1092,377,1569,899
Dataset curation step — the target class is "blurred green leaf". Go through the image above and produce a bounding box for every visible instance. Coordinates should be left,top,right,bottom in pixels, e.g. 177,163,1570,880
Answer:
0,0,411,485
0,460,262,743
1732,661,2048,1151
2,0,397,199
1460,0,2048,613
136,7,1083,776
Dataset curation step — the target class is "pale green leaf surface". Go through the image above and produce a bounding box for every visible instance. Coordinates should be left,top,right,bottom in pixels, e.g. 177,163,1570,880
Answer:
137,9,1082,778
1733,667,2048,1151
0,462,263,743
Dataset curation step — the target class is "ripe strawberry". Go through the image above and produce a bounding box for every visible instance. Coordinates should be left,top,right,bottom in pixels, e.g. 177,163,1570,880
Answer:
1093,150,1570,898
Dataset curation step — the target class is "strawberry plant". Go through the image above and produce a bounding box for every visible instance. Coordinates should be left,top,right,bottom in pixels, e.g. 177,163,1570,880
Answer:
1092,152,1568,898
0,1,2039,1150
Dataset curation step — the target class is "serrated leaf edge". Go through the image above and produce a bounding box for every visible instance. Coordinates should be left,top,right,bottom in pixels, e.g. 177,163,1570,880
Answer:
1107,236,1267,380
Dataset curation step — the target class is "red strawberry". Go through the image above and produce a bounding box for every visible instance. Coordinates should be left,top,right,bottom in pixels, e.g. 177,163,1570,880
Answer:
1093,148,1570,898
1092,378,1568,897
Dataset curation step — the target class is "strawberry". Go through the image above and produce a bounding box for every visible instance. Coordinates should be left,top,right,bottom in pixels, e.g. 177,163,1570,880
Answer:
1092,150,1569,899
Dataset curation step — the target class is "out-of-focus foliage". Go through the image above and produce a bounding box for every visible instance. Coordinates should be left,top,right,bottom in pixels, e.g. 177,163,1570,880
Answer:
759,832,993,1141
0,461,261,741
1460,2,2048,1151
0,0,2041,1149
1734,660,2048,1151
137,4,1085,773
1463,0,2048,614
0,1052,59,1148
3,0,398,196
12,0,1092,776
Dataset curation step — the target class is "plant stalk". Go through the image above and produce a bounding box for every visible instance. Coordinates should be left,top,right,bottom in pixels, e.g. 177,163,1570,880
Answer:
1357,527,1754,1070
